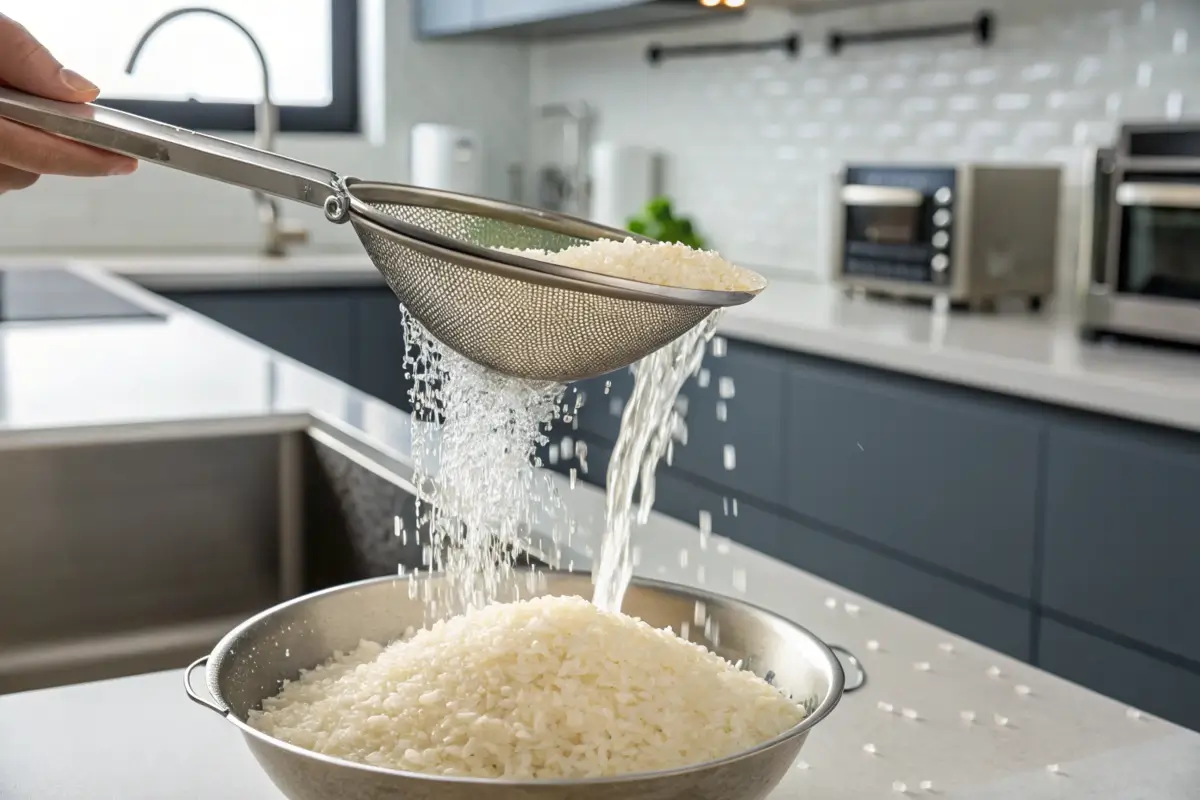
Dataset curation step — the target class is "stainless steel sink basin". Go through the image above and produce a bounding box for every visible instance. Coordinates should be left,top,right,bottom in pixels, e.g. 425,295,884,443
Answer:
0,418,544,694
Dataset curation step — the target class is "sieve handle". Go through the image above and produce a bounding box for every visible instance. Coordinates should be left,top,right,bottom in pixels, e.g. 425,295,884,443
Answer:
0,87,350,223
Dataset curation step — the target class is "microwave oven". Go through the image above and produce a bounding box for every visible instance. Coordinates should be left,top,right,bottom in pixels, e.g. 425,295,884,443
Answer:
834,163,1062,312
1082,123,1200,346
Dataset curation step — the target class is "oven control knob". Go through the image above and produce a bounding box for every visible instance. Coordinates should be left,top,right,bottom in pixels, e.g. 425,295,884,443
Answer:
934,187,953,205
933,209,952,227
932,231,950,249
931,254,950,273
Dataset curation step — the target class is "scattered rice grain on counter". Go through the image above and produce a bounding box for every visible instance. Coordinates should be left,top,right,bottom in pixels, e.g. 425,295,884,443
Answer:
495,237,766,293
248,595,806,779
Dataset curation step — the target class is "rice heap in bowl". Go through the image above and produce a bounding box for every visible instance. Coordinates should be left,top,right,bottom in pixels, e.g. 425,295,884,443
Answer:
248,595,806,780
496,237,767,293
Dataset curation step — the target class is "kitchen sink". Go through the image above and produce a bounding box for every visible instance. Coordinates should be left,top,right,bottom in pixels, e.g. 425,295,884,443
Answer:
0,418,547,694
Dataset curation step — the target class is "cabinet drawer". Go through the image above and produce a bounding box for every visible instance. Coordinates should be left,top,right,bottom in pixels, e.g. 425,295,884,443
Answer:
1041,419,1200,664
572,340,786,507
1039,618,1200,733
652,470,780,559
777,517,1032,660
784,354,1040,598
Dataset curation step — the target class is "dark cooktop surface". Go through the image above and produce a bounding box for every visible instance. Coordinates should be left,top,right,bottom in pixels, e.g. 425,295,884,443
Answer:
0,269,163,323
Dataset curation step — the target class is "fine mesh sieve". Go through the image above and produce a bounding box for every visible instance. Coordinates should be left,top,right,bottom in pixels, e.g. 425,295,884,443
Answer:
0,88,764,382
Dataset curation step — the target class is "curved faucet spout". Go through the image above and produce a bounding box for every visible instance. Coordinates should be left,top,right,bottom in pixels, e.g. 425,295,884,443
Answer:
125,7,308,257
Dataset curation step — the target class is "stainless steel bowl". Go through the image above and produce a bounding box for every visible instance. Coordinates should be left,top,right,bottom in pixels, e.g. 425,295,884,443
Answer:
185,572,847,800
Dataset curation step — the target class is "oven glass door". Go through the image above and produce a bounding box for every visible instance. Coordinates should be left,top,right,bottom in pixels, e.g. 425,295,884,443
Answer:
1116,180,1200,300
841,184,937,282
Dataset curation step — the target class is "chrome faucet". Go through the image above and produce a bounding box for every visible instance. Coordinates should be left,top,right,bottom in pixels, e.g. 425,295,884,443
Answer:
125,7,310,257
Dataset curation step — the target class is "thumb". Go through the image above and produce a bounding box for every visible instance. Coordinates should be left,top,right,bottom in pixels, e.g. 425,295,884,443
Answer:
0,14,99,102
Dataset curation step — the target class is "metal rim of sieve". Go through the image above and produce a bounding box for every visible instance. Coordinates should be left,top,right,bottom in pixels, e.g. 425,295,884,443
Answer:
343,179,765,309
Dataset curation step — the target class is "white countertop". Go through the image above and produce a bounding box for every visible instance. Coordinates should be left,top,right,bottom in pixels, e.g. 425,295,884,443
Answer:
0,265,1196,799
33,253,1200,435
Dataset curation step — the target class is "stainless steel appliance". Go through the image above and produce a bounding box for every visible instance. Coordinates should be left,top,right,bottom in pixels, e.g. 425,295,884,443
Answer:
1083,123,1200,346
834,163,1062,311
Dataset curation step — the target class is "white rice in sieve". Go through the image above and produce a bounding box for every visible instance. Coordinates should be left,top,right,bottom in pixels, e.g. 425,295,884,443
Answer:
495,237,766,293
248,595,807,780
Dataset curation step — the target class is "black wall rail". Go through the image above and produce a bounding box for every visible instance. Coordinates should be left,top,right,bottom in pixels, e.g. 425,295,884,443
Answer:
828,10,994,55
647,33,800,66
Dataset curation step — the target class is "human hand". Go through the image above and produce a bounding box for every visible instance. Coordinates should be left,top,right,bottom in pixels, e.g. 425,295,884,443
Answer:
0,13,138,193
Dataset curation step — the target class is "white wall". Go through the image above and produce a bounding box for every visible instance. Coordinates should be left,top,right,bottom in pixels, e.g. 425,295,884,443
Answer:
0,2,532,255
531,0,1200,291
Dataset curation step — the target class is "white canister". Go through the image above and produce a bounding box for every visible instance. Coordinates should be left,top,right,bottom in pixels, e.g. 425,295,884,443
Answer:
410,124,484,196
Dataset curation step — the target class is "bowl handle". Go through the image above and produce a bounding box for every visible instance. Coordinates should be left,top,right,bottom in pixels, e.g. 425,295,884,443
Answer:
184,656,230,717
828,644,867,693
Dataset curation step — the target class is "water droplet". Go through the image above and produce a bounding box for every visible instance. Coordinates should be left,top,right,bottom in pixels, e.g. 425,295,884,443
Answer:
902,707,920,721
824,597,838,610
844,602,861,616
604,380,612,394
892,781,908,794
1046,763,1062,775
694,601,707,626
1015,684,1032,697
722,497,729,516
679,549,689,568
862,743,878,755
1126,707,1144,721
631,546,642,567
718,376,736,399
960,710,976,724
569,468,577,489
697,368,711,388
914,661,931,672
716,401,728,422
994,714,1009,727
919,780,934,791
867,639,881,651
680,621,690,639
877,701,895,713
712,336,728,357
732,498,739,516
795,760,810,771
986,665,1002,679
696,565,706,584
723,445,737,471
938,642,955,654
698,510,713,534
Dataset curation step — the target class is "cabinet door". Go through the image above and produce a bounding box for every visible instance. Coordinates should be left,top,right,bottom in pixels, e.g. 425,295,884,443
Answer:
353,292,412,413
1041,418,1200,664
1039,618,1200,733
166,290,355,387
784,353,1041,599
671,340,787,506
415,0,477,37
570,340,786,508
777,518,1032,661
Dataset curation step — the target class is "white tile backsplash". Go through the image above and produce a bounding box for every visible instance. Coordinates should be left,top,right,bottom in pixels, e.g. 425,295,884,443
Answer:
531,0,1200,290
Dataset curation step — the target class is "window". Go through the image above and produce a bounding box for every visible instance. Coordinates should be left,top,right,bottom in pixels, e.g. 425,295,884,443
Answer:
1,0,360,133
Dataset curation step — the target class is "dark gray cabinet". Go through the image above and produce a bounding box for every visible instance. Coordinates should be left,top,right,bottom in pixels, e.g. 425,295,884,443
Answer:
571,340,786,507
163,287,411,411
1041,418,1200,665
353,294,411,414
784,353,1041,600
1039,619,1200,733
777,517,1032,660
167,290,356,387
